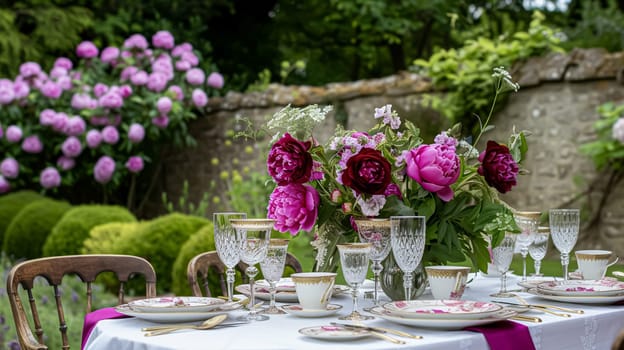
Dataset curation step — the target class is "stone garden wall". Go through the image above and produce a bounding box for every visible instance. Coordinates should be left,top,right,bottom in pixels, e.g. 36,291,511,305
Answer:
157,48,624,258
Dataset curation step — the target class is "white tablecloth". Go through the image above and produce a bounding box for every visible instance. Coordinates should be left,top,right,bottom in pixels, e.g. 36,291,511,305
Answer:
84,274,624,350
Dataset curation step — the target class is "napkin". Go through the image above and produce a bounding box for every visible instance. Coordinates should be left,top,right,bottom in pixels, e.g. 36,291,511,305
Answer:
81,307,130,350
465,320,536,350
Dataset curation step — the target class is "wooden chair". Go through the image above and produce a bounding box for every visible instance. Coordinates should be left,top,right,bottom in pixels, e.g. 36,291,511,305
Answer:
187,251,303,297
613,328,624,350
6,254,157,350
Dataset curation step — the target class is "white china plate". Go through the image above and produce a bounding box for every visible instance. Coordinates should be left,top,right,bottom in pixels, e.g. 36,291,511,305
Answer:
298,325,370,341
517,277,557,289
127,297,226,313
369,306,516,330
528,290,624,304
381,300,503,320
115,303,242,323
536,280,624,296
235,284,350,303
256,278,296,292
281,304,343,318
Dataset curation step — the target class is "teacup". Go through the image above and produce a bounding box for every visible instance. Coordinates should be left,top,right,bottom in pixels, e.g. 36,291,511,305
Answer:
425,266,471,300
575,250,619,280
291,272,336,310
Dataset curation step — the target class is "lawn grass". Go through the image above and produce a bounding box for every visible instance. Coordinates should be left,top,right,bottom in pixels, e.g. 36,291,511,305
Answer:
509,255,624,279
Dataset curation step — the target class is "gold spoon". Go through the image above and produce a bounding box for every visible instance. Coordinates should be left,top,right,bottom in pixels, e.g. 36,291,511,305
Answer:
143,314,227,336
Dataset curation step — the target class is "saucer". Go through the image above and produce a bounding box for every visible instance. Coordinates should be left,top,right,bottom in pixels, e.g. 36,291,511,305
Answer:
282,304,343,317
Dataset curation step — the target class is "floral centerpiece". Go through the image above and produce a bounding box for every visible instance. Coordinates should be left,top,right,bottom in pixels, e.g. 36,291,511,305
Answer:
0,30,224,206
264,67,527,272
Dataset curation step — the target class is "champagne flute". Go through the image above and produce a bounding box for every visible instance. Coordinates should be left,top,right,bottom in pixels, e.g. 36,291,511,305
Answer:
529,226,550,277
337,243,373,321
549,209,580,282
231,218,274,321
514,211,540,282
354,218,391,307
490,232,517,297
213,212,246,301
259,239,289,314
390,216,426,301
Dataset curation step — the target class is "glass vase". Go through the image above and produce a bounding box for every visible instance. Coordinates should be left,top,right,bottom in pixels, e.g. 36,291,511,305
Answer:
312,216,354,273
379,253,427,301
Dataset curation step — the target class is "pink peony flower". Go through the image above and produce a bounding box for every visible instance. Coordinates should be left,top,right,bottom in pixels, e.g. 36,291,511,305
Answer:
65,117,86,136
172,43,193,57
22,135,43,154
0,175,9,193
19,62,42,78
146,72,168,92
57,76,72,90
54,57,73,70
94,156,116,184
86,129,103,148
52,112,68,132
0,158,19,179
175,60,191,71
71,93,93,110
267,133,313,185
191,89,208,108
76,41,99,58
100,46,120,63
93,83,109,98
61,136,83,157
49,67,68,79
40,81,62,99
186,68,205,85
405,141,460,202
207,72,224,89
40,167,61,189
127,123,145,143
98,91,124,109
57,156,75,170
123,34,149,50
125,156,144,173
12,80,30,99
168,85,184,100
120,66,138,81
152,30,175,49
478,141,519,194
613,118,624,143
0,79,14,104
119,84,133,98
101,126,119,144
130,71,148,85
6,125,22,143
156,96,172,114
268,183,320,235
152,115,169,128
180,51,198,66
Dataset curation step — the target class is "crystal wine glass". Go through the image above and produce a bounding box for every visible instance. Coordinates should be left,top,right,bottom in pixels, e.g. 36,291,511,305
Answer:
514,211,540,282
213,212,246,302
549,209,580,282
490,232,517,298
354,218,391,307
337,243,373,321
529,226,550,277
230,218,274,321
259,239,289,314
390,216,426,301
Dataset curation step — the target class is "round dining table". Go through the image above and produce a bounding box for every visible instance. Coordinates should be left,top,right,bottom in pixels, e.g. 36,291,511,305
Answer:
83,273,624,350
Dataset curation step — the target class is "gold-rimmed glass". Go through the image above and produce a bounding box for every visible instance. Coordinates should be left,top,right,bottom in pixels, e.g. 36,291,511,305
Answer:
337,243,373,321
259,239,289,314
354,218,391,307
514,211,540,282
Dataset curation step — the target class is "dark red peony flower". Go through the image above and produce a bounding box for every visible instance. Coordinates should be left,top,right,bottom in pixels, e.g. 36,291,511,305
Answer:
478,140,519,193
267,133,313,185
342,148,392,195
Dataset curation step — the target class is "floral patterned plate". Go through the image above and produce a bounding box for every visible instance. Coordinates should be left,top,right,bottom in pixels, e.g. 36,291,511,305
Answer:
381,300,503,319
517,277,557,289
528,289,624,304
127,297,226,313
298,326,370,341
235,284,350,303
536,280,624,296
256,278,296,292
369,306,516,330
282,304,343,318
115,303,242,323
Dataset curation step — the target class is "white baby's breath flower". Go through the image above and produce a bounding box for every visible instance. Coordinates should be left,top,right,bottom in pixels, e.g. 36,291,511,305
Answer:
492,66,520,92
267,104,332,140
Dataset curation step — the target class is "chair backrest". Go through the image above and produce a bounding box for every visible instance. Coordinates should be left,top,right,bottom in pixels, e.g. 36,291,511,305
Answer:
187,251,303,297
6,254,157,350
613,328,624,350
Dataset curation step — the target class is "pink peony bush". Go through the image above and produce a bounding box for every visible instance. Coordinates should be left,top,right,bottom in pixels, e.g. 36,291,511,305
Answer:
0,30,225,199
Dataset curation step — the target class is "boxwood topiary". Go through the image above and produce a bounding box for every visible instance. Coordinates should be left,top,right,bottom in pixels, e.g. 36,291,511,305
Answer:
3,198,72,259
82,222,146,255
42,205,136,257
121,213,210,293
0,190,43,248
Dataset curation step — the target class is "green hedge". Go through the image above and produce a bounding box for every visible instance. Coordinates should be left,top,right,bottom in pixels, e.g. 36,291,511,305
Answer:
171,223,218,296
120,213,210,293
0,190,43,248
3,198,71,259
82,222,146,254
42,205,136,257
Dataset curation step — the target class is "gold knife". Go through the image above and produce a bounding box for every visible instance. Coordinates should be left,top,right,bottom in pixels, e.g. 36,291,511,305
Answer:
330,322,423,339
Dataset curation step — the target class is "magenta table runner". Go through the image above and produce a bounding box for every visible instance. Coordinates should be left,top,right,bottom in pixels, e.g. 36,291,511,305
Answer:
465,320,536,350
81,307,130,350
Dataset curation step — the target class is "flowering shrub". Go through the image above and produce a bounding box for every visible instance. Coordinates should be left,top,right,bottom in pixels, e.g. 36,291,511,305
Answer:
0,30,224,202
264,68,528,271
580,102,624,172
